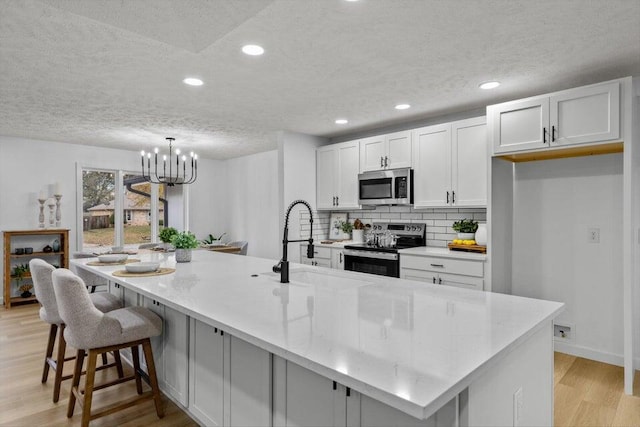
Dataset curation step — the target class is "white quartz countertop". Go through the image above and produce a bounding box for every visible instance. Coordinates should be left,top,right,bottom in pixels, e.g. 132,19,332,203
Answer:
399,246,487,261
72,251,562,419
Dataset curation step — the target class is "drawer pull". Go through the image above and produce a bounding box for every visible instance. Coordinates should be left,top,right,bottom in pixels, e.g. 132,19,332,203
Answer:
430,263,444,268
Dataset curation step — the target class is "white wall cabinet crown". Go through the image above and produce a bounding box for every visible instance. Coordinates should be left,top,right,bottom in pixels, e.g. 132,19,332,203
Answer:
360,130,412,172
490,80,620,155
412,117,487,208
317,141,360,210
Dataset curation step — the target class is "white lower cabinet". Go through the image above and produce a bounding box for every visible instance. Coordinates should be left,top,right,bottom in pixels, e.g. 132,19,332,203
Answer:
141,296,189,407
188,318,271,427
332,248,345,270
400,254,484,291
274,357,458,427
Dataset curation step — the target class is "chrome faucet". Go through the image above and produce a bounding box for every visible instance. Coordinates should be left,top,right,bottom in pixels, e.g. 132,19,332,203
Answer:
273,200,314,283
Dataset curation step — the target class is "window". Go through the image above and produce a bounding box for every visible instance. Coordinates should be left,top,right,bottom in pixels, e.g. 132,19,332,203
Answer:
80,168,167,251
81,170,116,251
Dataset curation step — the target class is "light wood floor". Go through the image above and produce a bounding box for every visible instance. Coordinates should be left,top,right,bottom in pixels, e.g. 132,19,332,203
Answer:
1,304,639,426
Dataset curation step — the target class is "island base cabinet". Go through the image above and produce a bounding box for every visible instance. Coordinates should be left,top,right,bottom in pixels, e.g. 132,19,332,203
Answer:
189,319,226,426
140,297,189,407
189,319,272,427
463,323,553,427
274,356,458,427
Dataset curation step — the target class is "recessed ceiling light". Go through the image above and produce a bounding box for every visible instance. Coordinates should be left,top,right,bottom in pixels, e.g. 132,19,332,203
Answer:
242,44,265,56
183,78,203,86
335,119,349,125
479,81,500,90
395,104,411,110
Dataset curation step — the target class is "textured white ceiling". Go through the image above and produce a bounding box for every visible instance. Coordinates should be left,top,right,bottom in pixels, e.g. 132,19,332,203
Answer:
1,0,639,159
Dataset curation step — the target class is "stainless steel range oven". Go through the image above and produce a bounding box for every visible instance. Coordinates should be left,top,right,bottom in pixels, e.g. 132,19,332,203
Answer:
343,222,425,278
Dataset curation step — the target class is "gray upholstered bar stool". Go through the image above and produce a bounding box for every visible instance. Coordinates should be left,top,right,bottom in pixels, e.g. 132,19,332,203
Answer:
29,259,123,403
52,268,164,427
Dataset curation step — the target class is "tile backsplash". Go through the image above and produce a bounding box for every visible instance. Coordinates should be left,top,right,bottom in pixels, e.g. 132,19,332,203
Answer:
300,206,486,247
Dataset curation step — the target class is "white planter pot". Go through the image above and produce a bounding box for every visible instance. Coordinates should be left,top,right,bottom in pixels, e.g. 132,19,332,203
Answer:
457,232,476,240
352,229,365,243
175,248,192,263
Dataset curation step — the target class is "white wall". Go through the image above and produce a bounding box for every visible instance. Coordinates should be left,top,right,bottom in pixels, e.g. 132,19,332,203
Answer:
512,153,624,364
278,131,328,262
188,157,228,243
225,150,279,259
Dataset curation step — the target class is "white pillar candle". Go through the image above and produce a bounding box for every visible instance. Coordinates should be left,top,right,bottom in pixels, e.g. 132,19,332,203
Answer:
54,182,61,195
38,190,45,200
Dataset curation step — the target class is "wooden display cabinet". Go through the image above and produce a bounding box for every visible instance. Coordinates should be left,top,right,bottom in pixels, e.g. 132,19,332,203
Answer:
3,229,69,309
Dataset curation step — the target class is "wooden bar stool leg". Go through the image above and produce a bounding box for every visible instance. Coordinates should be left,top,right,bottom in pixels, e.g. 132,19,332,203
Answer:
142,339,164,418
52,324,67,403
131,345,143,394
101,352,108,365
42,323,57,383
113,349,124,378
81,349,98,427
67,348,85,418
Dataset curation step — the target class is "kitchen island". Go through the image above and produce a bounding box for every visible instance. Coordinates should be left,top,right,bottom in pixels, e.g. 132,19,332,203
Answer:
72,250,563,426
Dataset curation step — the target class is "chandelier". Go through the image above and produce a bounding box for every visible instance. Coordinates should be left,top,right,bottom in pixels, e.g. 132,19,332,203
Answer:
140,137,198,186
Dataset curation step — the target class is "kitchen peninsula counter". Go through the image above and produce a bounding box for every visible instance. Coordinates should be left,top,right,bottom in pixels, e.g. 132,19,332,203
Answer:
72,250,563,426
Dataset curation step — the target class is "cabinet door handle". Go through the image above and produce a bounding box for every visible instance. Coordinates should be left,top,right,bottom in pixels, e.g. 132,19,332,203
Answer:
346,387,351,397
432,277,436,284
438,277,442,284
452,191,455,204
336,196,339,206
552,125,557,142
430,263,444,268
380,157,384,168
339,253,343,263
333,381,337,390
384,156,388,168
543,127,547,144
446,191,450,204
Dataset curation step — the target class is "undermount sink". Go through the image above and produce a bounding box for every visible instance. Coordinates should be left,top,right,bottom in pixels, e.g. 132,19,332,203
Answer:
263,269,372,289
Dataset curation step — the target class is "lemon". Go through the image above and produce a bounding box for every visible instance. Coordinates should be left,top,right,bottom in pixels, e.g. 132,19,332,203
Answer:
463,240,476,245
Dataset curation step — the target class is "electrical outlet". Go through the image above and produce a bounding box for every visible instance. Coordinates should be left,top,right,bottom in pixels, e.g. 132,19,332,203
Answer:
553,323,574,342
588,228,600,243
513,387,523,427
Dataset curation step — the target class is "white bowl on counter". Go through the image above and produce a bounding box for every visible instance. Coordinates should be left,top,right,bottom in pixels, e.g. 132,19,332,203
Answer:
125,262,160,274
98,254,128,263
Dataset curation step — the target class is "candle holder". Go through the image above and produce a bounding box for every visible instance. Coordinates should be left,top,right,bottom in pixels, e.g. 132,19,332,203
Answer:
54,194,62,228
38,198,46,228
48,200,56,228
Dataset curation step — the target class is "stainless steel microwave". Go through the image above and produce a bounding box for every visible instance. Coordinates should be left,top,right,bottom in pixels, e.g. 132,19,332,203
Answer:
358,168,413,205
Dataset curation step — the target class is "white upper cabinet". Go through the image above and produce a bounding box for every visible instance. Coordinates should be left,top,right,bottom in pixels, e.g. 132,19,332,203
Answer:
490,80,621,155
412,123,451,207
413,117,487,208
316,140,360,210
549,81,620,146
316,147,337,210
452,117,488,207
359,135,386,172
491,97,549,153
360,131,411,172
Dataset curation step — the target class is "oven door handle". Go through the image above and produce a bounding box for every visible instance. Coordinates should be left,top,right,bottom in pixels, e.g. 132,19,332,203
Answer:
343,249,398,261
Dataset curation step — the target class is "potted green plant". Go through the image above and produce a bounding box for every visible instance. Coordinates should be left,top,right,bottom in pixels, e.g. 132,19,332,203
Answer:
13,264,32,298
339,220,354,240
200,233,226,246
171,231,199,262
159,227,178,250
452,219,478,240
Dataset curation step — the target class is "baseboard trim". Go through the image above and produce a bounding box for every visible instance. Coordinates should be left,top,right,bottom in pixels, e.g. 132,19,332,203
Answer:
554,341,624,366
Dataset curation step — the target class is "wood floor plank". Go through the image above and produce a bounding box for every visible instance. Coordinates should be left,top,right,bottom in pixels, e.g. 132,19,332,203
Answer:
567,400,616,426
